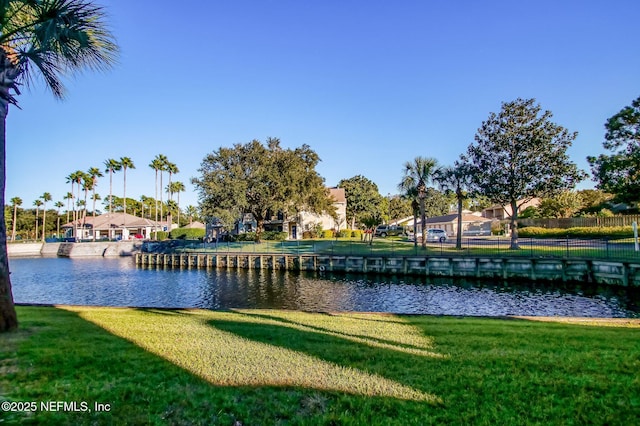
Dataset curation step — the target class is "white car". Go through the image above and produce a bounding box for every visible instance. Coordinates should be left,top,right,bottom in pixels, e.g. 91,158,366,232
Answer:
426,229,448,243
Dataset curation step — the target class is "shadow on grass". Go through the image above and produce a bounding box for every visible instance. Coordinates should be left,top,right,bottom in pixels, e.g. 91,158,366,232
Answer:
3,306,444,425
208,311,446,397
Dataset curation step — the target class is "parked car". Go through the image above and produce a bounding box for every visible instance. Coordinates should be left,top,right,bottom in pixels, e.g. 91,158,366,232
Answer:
426,229,448,242
374,225,406,237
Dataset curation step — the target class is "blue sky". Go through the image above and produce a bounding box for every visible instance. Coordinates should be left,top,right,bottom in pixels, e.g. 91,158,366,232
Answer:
6,0,640,212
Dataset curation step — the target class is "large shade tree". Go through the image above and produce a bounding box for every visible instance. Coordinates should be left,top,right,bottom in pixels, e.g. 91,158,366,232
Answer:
398,156,440,248
0,0,117,332
465,98,585,249
588,95,640,206
193,138,335,242
337,175,383,229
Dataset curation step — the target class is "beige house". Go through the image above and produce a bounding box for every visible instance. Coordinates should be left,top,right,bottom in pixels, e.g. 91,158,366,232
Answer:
482,198,541,220
62,212,165,240
240,187,347,239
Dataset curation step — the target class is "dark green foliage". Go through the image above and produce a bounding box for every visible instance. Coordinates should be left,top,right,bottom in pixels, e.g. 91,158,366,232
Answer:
234,231,287,241
169,228,205,240
466,98,586,249
151,231,169,240
192,138,335,242
337,175,384,228
588,96,640,204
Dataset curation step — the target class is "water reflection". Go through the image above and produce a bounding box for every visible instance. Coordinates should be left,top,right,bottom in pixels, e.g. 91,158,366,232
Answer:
9,257,639,317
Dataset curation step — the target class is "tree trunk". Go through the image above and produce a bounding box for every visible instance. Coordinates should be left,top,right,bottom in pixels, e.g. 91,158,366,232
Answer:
12,204,17,241
0,108,18,332
255,218,264,243
456,194,463,250
420,198,426,249
413,212,418,248
42,205,47,241
510,199,520,249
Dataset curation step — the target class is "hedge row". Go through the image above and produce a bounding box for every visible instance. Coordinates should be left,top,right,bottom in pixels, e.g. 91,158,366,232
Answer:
519,226,634,239
301,229,365,239
169,228,206,240
232,231,288,241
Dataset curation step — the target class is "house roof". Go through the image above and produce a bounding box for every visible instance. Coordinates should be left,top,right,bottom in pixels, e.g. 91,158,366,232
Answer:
183,221,205,229
329,187,346,203
403,213,494,226
62,212,163,230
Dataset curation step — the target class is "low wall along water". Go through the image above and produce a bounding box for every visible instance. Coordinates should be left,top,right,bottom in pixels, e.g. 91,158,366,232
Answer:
135,252,640,287
8,241,142,258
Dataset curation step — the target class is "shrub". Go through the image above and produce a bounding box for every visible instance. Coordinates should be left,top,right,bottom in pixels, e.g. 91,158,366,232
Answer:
351,229,363,239
170,228,205,240
302,231,313,239
338,229,351,238
322,230,334,239
262,231,288,241
518,226,633,239
151,231,169,241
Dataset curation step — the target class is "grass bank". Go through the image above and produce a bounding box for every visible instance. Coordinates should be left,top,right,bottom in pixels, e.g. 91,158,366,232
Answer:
2,306,639,425
175,237,640,261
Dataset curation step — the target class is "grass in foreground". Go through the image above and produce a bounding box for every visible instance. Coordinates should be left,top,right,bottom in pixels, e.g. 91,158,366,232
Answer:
1,306,639,425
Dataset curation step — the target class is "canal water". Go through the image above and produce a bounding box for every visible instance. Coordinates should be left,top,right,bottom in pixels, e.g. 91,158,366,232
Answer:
9,257,640,318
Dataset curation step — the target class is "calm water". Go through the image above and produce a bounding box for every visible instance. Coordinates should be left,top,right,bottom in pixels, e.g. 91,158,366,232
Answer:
9,257,640,318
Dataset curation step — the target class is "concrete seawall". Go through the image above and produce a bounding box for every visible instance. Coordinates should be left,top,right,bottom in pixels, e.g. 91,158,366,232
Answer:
8,241,142,258
135,252,640,287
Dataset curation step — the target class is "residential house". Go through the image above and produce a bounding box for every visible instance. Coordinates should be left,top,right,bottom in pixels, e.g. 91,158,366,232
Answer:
62,212,165,240
234,187,347,240
398,212,494,236
482,198,541,220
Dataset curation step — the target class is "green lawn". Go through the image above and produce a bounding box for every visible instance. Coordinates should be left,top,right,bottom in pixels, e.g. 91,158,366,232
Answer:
2,306,639,425
176,237,640,261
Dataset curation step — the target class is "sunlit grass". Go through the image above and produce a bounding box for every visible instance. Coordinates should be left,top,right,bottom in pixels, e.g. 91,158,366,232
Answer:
64,306,440,403
2,306,639,425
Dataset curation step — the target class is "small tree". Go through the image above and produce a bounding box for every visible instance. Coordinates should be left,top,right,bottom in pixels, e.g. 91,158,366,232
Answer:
337,175,383,229
466,98,586,249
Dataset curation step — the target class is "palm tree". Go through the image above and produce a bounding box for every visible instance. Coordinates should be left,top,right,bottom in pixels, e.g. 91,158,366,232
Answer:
87,167,103,240
435,161,472,250
0,0,117,332
398,157,439,249
40,192,52,241
165,161,178,226
104,158,121,215
81,174,92,226
185,205,198,225
33,199,43,241
10,197,21,242
54,201,64,238
149,156,165,226
119,157,135,216
63,192,73,223
169,181,186,226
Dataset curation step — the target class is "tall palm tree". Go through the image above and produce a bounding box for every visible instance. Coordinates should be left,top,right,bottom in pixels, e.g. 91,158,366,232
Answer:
119,157,135,238
149,156,166,227
87,166,103,240
0,0,117,332
104,158,121,215
165,161,178,226
63,192,73,223
398,157,439,249
435,161,472,250
119,157,135,217
40,192,51,241
81,174,92,224
10,197,21,242
33,199,43,241
54,201,64,238
169,181,186,226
